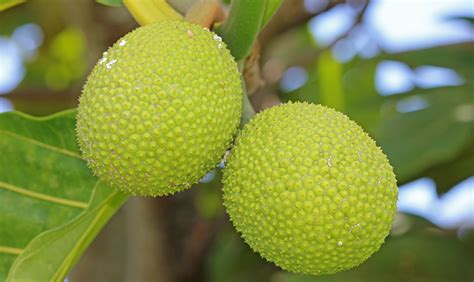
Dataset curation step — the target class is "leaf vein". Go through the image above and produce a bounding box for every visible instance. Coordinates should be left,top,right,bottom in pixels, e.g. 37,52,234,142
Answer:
0,181,88,209
0,246,23,255
0,130,82,159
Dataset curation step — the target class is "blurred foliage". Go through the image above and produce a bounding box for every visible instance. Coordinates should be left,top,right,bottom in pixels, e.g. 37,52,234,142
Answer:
204,215,474,282
0,3,31,35
25,27,86,90
195,169,225,220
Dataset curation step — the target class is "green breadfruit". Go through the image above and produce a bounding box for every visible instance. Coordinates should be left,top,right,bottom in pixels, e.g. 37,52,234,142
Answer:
223,102,398,275
76,21,242,196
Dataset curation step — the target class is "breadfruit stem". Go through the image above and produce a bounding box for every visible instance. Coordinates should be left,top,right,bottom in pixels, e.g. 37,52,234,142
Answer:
214,0,266,61
185,0,225,28
124,0,183,26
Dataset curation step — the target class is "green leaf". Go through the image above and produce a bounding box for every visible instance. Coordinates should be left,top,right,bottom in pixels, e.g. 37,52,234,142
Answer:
0,110,127,281
383,42,473,79
216,0,281,61
376,87,473,184
7,182,127,281
0,0,24,11
425,145,474,194
96,0,123,7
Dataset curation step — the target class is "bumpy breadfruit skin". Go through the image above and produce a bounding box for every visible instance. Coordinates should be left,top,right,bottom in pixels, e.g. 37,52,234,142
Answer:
76,21,242,196
223,102,398,275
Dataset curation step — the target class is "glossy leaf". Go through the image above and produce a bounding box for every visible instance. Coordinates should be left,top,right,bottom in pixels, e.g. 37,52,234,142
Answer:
0,110,127,281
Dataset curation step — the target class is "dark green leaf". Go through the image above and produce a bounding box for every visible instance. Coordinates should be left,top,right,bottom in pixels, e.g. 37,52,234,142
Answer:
376,87,473,184
425,145,474,194
383,42,473,79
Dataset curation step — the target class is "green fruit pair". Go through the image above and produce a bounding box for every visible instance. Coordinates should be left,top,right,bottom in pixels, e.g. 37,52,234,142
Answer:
76,21,398,275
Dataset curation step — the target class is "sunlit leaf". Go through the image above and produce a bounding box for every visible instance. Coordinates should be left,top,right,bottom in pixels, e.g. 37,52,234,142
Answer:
0,110,127,281
7,183,127,281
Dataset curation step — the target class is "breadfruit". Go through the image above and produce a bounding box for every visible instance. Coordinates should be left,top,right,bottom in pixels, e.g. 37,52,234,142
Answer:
223,102,398,275
76,21,242,196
